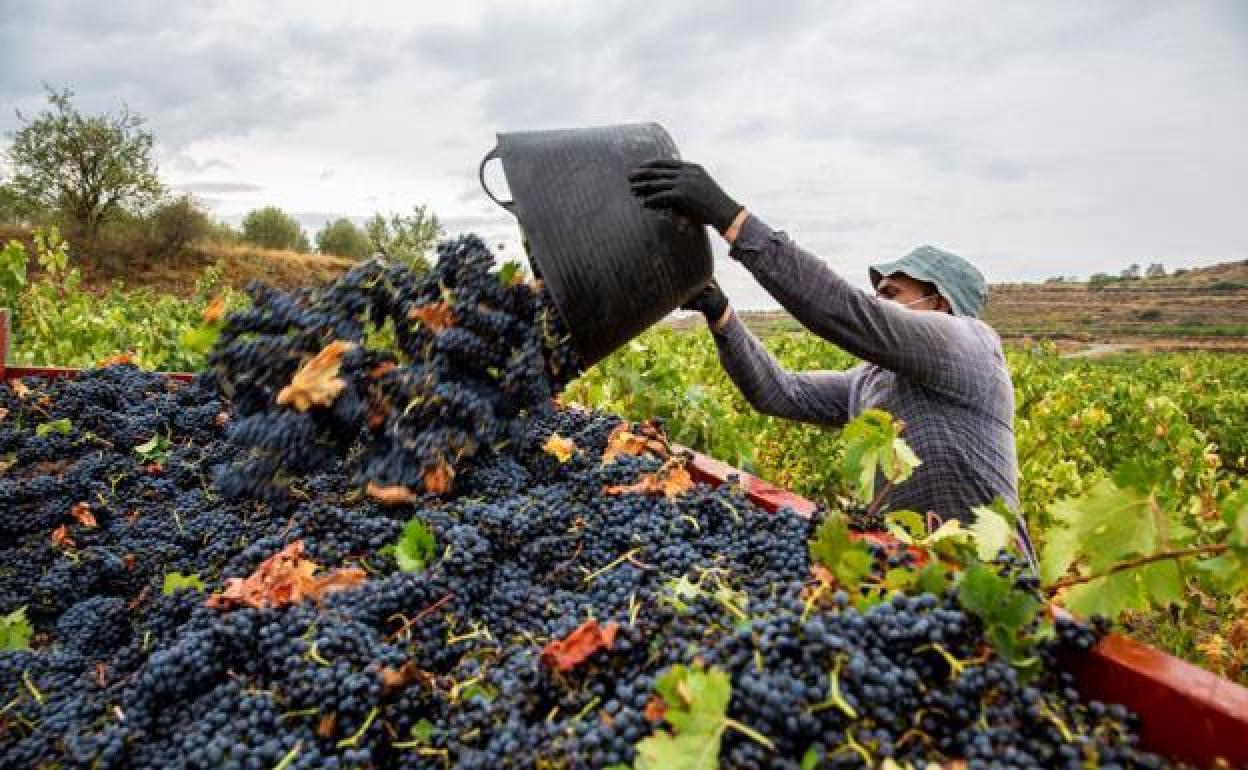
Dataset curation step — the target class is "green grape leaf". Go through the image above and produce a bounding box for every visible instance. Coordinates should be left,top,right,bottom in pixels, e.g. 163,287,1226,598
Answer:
394,516,437,573
0,606,33,651
162,571,205,595
809,512,873,590
1222,485,1248,548
840,409,921,504
35,418,73,437
636,664,734,770
179,322,222,354
884,510,926,541
957,561,1039,661
495,260,527,286
916,561,949,597
1062,561,1183,619
410,718,435,744
134,434,172,461
1040,477,1155,585
800,747,819,770
970,499,1015,561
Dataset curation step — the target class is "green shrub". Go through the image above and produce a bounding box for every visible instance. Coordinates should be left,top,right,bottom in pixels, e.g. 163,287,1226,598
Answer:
316,217,372,259
241,206,309,252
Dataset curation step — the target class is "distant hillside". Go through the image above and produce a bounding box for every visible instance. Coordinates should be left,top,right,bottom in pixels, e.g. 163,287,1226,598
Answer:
717,259,1248,351
1,225,355,296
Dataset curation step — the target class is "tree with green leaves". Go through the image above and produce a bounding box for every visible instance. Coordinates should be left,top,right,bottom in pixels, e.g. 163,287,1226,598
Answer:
4,85,163,243
241,205,310,252
315,217,372,259
365,205,442,272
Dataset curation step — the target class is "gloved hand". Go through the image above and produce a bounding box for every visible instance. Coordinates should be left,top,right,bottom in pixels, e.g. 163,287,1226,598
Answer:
628,159,743,233
682,279,729,325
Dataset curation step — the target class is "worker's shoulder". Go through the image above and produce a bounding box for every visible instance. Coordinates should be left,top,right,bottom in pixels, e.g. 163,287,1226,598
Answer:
949,315,1008,360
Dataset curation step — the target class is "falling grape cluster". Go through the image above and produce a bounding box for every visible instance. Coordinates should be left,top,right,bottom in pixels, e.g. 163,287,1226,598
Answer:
209,234,583,501
0,239,1196,770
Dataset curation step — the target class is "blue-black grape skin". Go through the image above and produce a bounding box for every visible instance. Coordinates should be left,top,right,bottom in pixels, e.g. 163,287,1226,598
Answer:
0,236,1182,769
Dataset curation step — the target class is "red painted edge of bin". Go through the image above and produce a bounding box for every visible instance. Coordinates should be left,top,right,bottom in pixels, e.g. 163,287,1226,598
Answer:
683,449,1248,769
1,338,1244,766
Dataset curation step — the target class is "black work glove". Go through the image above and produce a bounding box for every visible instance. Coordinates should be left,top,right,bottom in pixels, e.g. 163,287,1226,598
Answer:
628,159,743,233
682,279,729,325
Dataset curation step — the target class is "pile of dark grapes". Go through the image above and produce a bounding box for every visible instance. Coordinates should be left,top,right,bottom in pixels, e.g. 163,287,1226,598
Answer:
0,239,1193,769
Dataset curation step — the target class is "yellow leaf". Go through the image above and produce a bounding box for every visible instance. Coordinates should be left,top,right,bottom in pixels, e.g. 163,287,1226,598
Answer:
542,433,577,463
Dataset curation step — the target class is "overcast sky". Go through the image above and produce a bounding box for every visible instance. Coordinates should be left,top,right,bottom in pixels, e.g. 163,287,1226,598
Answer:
2,0,1245,308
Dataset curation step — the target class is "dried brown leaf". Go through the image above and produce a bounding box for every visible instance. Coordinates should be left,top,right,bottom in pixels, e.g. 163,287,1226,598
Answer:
643,695,667,724
605,463,694,500
408,301,456,333
206,540,366,610
275,341,355,412
366,481,419,505
70,502,97,528
423,459,455,496
97,353,134,368
540,619,620,672
317,712,337,739
51,524,74,548
202,295,227,323
379,661,435,695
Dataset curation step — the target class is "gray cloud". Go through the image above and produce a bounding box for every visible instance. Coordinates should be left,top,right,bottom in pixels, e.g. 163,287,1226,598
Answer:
0,1,405,148
2,0,1244,308
173,181,264,194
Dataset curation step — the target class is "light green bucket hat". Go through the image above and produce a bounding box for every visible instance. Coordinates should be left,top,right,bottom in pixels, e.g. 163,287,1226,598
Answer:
869,245,987,318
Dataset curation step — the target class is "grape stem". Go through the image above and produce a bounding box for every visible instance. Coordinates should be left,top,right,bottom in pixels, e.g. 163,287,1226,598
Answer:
1046,543,1228,592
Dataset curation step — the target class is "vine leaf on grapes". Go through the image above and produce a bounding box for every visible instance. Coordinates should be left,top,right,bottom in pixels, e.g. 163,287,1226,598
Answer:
35,417,72,437
840,409,921,504
0,606,33,651
389,516,437,573
606,459,694,500
366,481,419,506
635,664,733,770
50,524,74,548
379,661,435,694
423,458,455,495
206,540,366,609
602,421,669,464
134,434,172,463
162,571,205,595
541,619,620,672
542,433,577,463
408,301,455,332
275,340,355,412
957,561,1040,664
970,499,1016,561
69,501,96,528
808,512,873,592
885,510,976,563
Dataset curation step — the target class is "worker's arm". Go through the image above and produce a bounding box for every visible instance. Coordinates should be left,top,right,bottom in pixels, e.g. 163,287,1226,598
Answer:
707,307,853,425
631,161,995,403
725,212,993,402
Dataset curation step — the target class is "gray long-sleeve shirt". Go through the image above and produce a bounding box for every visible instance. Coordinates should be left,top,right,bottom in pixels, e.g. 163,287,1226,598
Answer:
713,214,1019,524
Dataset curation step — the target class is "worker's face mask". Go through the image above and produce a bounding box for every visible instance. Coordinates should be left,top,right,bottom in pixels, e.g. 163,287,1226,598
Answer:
879,292,938,309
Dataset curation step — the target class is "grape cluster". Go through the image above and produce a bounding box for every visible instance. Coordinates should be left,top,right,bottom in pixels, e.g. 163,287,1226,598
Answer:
209,234,583,500
0,240,1198,769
